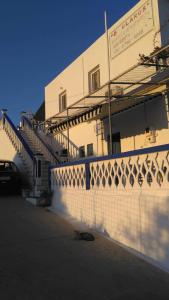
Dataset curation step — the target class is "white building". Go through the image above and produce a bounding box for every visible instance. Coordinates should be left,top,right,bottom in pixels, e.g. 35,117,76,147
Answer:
45,0,169,161
1,0,169,273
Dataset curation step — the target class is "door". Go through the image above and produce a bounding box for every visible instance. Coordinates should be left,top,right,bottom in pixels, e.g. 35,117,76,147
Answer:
107,132,121,155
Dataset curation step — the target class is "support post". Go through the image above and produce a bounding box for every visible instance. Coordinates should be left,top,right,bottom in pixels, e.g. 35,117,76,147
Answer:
67,108,70,162
105,11,112,155
85,162,90,190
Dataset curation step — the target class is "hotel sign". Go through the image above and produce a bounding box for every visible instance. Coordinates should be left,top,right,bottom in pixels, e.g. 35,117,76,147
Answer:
110,0,154,59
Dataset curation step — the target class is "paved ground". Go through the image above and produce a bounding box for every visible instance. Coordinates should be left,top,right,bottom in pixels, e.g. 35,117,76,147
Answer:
0,196,169,300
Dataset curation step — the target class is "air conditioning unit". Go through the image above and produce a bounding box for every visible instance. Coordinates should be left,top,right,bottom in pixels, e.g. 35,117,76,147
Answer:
105,86,123,98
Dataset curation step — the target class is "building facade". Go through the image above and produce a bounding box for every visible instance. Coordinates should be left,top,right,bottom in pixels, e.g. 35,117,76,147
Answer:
1,0,169,272
45,0,169,161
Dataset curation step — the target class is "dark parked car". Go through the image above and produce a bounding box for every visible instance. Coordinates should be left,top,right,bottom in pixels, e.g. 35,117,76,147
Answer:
0,160,22,194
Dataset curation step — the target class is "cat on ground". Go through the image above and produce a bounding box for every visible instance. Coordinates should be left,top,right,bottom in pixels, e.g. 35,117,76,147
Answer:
74,230,95,241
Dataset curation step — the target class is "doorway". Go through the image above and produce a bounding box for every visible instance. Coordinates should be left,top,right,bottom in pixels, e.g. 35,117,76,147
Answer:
107,132,121,155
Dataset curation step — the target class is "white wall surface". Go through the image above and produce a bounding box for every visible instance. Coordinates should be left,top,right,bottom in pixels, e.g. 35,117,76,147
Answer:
52,95,169,157
51,147,169,272
103,96,169,152
51,187,169,272
45,34,107,119
59,119,99,156
0,128,24,171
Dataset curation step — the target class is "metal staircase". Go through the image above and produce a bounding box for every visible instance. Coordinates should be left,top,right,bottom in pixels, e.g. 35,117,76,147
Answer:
0,112,80,201
21,115,79,162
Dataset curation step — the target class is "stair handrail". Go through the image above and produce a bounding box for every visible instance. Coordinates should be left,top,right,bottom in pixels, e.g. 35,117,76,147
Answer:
22,116,60,164
32,119,79,160
4,114,34,160
56,131,79,152
39,122,79,159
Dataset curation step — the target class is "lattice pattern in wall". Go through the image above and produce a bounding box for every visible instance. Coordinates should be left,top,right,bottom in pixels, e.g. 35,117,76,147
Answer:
52,164,86,189
90,151,169,189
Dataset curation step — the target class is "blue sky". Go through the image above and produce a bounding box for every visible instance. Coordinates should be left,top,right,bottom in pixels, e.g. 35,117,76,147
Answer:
0,0,139,124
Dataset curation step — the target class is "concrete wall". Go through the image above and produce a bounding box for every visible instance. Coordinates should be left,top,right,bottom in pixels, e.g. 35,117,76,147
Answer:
45,34,107,119
51,147,169,272
52,187,169,272
0,127,24,171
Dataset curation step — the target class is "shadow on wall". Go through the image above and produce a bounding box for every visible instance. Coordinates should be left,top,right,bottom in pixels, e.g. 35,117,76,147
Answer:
51,183,169,272
51,185,69,217
103,97,168,142
121,193,169,272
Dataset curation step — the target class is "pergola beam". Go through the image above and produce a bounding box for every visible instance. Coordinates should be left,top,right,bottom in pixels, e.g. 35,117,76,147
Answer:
67,106,92,109
86,95,108,99
110,81,164,86
140,63,169,67
50,116,68,119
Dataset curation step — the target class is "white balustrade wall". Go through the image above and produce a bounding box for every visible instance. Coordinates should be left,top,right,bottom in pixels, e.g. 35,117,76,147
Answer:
51,146,169,272
3,115,34,186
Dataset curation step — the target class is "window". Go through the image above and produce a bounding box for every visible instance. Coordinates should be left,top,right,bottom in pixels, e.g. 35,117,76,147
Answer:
79,146,85,158
87,143,93,156
59,91,67,113
88,66,100,93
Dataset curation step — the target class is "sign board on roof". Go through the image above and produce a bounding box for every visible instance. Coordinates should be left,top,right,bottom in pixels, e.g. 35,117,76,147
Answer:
110,0,154,59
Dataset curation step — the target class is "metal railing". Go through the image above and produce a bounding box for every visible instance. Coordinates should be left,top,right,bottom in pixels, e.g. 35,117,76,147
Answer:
54,131,79,159
22,116,60,165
